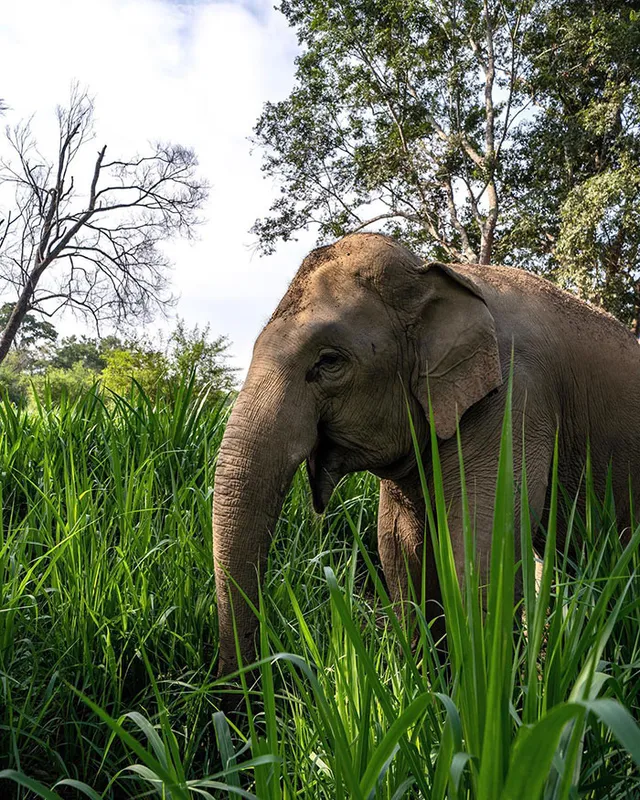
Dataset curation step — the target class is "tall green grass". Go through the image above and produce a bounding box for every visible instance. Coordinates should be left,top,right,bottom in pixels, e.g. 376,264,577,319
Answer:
0,378,638,798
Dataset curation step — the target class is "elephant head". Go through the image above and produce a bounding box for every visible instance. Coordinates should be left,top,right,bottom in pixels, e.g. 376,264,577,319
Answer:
212,233,502,674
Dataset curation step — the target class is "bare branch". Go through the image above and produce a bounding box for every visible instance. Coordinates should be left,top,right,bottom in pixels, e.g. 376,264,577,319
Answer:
0,89,208,364
347,211,422,234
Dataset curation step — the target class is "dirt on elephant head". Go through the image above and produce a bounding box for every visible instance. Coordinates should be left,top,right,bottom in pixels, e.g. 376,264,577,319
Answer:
269,243,338,323
269,232,420,324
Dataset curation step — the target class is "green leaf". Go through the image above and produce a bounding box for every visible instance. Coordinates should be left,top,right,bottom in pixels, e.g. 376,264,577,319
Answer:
0,770,64,800
502,705,586,800
358,693,431,798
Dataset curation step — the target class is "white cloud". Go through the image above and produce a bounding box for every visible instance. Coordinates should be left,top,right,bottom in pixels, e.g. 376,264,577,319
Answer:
0,0,315,375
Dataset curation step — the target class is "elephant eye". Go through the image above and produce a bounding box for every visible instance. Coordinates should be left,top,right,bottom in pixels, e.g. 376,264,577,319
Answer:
317,352,342,369
306,350,345,382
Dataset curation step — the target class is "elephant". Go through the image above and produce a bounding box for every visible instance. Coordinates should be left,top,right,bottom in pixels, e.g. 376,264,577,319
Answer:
212,232,640,675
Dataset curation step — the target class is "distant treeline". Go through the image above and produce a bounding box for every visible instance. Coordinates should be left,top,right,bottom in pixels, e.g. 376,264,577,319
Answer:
0,304,236,407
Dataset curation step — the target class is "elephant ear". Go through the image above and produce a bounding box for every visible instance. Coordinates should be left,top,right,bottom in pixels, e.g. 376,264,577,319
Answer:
410,262,503,440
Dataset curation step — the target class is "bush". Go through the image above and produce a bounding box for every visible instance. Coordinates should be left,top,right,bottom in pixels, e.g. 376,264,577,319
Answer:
29,361,100,405
101,345,169,400
0,353,30,406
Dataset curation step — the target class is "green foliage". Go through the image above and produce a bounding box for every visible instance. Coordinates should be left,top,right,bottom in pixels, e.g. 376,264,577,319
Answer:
554,159,640,321
29,361,100,405
101,343,170,399
254,0,640,324
0,303,58,380
254,0,526,262
167,319,237,394
0,381,638,798
503,0,640,326
0,303,57,351
50,335,119,372
99,321,237,402
0,319,237,408
0,351,30,406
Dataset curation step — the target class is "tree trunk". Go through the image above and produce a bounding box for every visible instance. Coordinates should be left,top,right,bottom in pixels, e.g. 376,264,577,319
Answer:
0,267,44,364
479,182,498,265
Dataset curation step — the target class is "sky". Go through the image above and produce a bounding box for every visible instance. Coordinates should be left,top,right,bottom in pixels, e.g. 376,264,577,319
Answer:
0,0,317,376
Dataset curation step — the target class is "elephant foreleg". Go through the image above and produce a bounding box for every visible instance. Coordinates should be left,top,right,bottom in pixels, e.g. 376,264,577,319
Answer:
377,478,445,647
377,414,553,654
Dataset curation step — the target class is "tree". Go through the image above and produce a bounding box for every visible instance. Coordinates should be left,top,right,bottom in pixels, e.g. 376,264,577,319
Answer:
0,86,208,365
0,302,57,375
253,0,535,263
167,318,237,393
50,334,119,372
503,1,640,328
99,323,236,401
0,302,57,351
0,319,236,407
0,353,30,405
253,0,640,326
101,343,169,399
0,303,58,404
29,361,100,406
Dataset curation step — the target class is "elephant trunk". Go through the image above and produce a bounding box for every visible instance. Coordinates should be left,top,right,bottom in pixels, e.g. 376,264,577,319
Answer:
213,369,315,675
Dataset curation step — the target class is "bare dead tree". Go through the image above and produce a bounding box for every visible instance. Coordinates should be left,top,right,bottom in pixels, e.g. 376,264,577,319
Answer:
0,87,208,365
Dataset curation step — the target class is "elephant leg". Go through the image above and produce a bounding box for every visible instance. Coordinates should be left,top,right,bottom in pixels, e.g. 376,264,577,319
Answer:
377,409,553,654
377,478,445,647
437,410,554,609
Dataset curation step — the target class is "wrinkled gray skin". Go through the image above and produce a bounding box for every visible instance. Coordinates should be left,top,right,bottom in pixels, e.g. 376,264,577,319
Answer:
213,233,640,675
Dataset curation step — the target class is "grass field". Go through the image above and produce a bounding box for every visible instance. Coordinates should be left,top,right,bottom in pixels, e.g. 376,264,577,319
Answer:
0,380,639,799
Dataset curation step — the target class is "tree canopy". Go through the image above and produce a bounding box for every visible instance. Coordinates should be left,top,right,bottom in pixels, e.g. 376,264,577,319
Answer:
253,0,640,327
508,1,640,326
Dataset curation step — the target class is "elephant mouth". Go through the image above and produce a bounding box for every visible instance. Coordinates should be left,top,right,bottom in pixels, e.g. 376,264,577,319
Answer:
306,434,340,513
